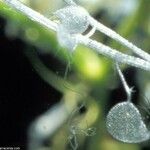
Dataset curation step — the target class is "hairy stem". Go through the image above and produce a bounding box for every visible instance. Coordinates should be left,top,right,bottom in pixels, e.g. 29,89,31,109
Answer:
4,0,150,71
5,0,57,31
89,17,150,62
78,35,150,71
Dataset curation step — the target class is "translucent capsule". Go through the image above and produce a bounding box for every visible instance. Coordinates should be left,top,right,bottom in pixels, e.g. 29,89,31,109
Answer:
55,6,89,34
57,25,77,50
106,102,150,143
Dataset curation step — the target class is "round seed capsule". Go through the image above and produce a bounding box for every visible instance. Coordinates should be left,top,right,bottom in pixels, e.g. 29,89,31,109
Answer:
55,6,89,34
106,102,150,143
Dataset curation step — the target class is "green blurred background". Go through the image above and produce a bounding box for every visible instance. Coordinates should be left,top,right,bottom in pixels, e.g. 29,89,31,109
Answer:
0,0,150,150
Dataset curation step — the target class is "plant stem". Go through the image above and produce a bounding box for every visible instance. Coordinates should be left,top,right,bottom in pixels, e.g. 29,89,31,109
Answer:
5,0,57,31
4,0,150,71
89,17,150,62
78,35,150,71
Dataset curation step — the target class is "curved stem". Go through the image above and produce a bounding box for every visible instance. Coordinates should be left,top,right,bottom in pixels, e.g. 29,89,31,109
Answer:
25,48,75,93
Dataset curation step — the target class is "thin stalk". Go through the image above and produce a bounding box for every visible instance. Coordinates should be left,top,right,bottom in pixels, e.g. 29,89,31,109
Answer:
116,63,132,102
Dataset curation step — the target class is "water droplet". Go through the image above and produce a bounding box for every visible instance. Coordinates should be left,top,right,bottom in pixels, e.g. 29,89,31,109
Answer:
106,102,150,143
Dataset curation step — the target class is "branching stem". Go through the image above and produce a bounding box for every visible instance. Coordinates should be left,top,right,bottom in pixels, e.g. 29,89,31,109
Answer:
4,0,150,71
